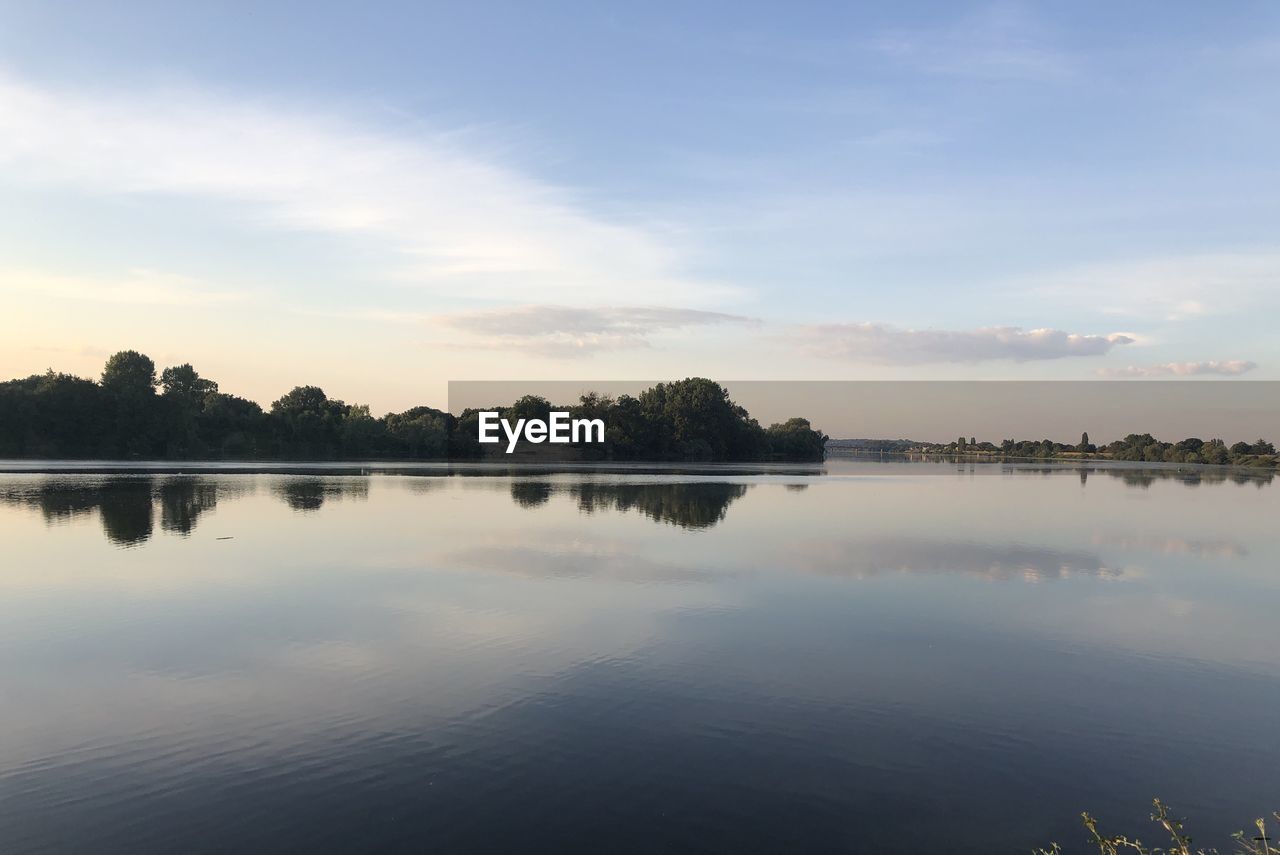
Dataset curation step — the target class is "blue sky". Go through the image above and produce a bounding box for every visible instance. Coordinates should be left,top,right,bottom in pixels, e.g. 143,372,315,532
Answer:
1,1,1277,411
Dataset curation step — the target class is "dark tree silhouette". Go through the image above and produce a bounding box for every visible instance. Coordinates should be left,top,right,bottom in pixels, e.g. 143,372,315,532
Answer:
1,358,825,462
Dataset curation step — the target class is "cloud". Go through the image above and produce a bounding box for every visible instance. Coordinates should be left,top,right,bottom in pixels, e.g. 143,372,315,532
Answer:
1098,360,1258,378
1027,253,1280,320
791,538,1124,583
434,305,754,356
0,73,729,307
795,322,1133,364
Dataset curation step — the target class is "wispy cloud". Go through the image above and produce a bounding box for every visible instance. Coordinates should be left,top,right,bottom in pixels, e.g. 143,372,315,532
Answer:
1098,360,1258,378
434,305,754,357
0,73,729,307
794,322,1132,364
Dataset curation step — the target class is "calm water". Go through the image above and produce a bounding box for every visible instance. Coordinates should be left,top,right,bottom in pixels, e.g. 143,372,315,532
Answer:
1,459,1278,853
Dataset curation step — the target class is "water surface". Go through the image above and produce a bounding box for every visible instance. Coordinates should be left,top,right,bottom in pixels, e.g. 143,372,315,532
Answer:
1,460,1277,853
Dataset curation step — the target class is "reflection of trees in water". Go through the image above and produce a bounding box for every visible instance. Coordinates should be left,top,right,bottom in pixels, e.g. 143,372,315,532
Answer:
509,480,751,530
510,481,554,508
159,478,220,535
1008,465,1275,489
272,477,370,512
98,480,155,546
0,476,237,546
586,482,749,529
1102,467,1274,489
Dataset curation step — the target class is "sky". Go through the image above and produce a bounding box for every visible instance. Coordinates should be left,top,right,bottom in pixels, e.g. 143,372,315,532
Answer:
1,0,1278,413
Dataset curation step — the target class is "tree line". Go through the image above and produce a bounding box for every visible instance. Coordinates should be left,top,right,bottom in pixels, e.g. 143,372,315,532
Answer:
919,430,1277,467
0,351,827,462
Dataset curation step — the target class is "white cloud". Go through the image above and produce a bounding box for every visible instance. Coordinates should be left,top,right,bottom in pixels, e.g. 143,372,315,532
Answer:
794,322,1132,364
1098,360,1258,378
0,73,730,307
434,305,754,357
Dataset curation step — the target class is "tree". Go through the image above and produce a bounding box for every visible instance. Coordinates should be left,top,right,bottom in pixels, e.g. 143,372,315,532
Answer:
384,406,449,458
506,395,553,424
160,364,217,405
766,417,828,461
340,404,384,457
0,359,834,464
160,364,219,457
101,351,160,457
270,386,347,458
1078,431,1091,452
101,350,157,396
200,392,266,457
1202,439,1229,465
638,378,767,460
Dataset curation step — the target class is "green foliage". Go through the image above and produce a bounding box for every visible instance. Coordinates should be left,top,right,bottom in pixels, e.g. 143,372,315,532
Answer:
0,361,822,462
637,377,768,460
383,406,449,458
101,350,157,396
1106,434,1274,467
767,417,829,461
160,363,217,404
1036,799,1278,855
915,431,1276,469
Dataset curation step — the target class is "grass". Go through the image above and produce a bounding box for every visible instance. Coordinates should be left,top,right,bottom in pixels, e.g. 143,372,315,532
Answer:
1036,800,1277,855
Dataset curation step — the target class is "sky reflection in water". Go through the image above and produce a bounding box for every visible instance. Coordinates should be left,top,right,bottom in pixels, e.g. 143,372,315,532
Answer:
0,460,1277,854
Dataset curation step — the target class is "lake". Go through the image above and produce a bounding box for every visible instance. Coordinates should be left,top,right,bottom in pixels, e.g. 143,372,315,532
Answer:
1,459,1277,853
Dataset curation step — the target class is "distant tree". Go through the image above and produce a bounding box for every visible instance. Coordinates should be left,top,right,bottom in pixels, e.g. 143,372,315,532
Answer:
569,392,615,459
0,371,110,457
159,364,219,457
602,394,648,459
766,417,828,461
340,404,387,457
1078,431,1091,452
1255,438,1276,455
270,386,347,458
160,364,217,405
1201,439,1229,465
200,392,266,458
384,406,449,458
969,436,977,448
639,378,767,460
0,361,829,464
101,350,157,395
506,395,554,424
957,436,967,451
101,351,160,457
448,409,484,459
